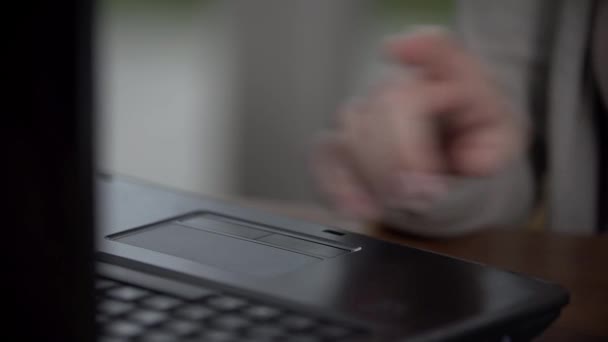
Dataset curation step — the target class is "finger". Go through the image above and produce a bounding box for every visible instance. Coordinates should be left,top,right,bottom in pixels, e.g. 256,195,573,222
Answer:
384,32,519,176
447,111,520,175
364,79,464,173
385,91,444,173
341,100,450,213
383,27,485,82
338,80,451,206
336,95,451,213
311,133,382,220
339,91,414,201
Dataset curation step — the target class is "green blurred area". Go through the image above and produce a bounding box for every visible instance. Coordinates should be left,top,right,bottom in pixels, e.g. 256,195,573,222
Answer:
105,0,453,21
103,0,206,12
105,0,202,6
375,0,454,28
378,0,453,13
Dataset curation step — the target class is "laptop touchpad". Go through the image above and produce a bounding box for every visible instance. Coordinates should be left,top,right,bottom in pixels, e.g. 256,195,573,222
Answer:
114,223,320,277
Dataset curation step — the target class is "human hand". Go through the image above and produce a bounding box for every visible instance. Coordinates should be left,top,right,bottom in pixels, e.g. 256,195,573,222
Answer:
312,28,525,220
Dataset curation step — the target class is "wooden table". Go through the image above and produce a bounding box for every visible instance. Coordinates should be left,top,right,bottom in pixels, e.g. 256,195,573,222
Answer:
245,200,608,341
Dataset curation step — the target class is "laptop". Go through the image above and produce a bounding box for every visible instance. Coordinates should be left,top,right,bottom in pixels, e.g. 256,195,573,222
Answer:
13,0,568,341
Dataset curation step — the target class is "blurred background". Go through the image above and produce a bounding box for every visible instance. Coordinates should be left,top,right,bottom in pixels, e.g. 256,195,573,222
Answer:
97,0,453,204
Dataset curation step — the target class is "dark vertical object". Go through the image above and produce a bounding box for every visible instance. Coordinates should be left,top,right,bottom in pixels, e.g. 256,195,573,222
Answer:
592,0,608,233
526,2,560,200
7,0,95,341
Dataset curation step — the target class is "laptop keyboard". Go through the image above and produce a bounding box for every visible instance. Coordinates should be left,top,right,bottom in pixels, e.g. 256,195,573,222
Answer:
96,276,368,342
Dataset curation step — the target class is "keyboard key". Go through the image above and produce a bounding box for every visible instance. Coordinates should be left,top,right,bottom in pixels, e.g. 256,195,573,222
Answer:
279,315,316,331
317,324,352,339
247,324,285,339
175,304,216,320
288,334,324,342
127,309,168,326
99,337,129,342
163,319,201,336
96,279,119,291
98,300,134,316
96,314,110,325
136,331,176,342
141,295,182,311
207,296,248,311
104,321,144,338
210,314,252,330
199,329,238,342
242,305,281,320
107,286,150,301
